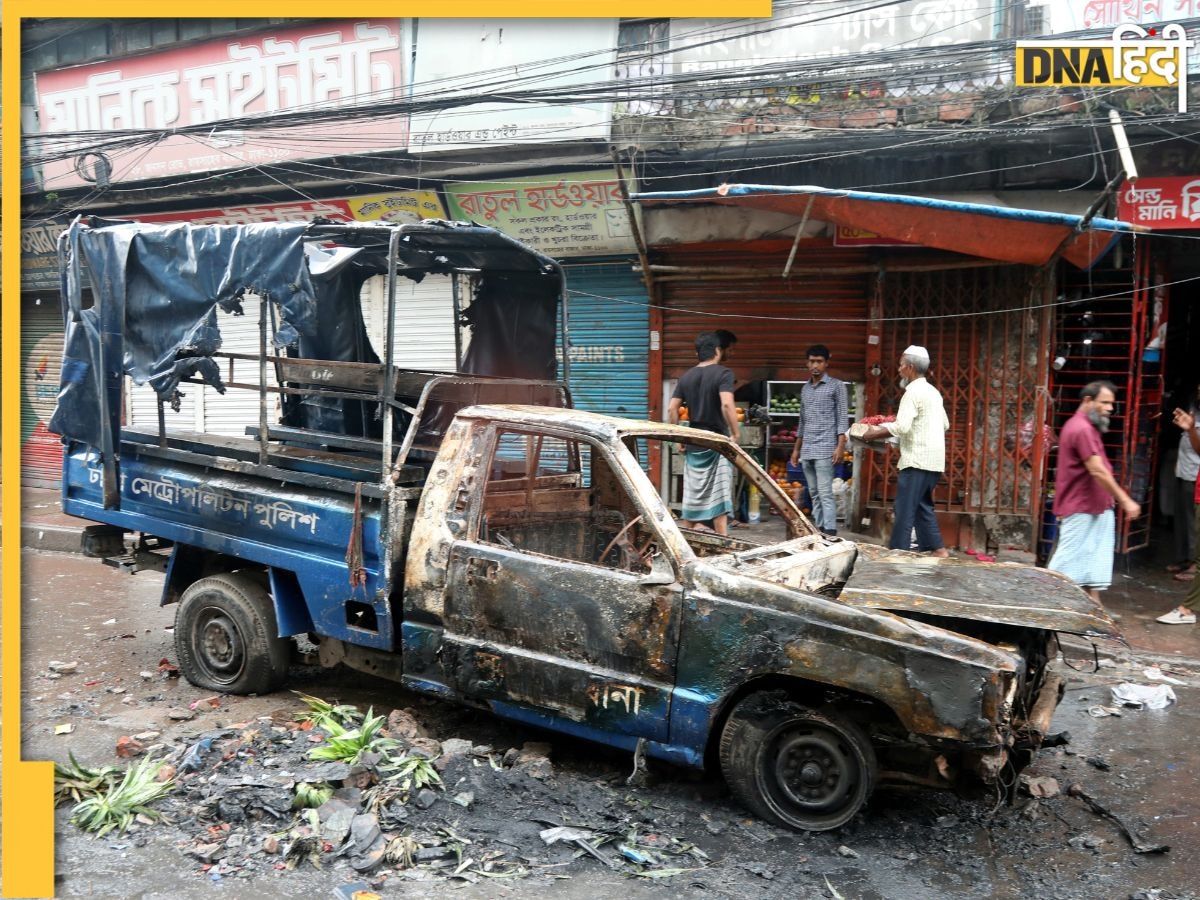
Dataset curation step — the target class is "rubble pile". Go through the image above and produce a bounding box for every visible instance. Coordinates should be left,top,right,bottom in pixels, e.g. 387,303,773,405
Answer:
62,698,711,888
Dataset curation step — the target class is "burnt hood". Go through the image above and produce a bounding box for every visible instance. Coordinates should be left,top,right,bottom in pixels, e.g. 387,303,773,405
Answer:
840,544,1121,639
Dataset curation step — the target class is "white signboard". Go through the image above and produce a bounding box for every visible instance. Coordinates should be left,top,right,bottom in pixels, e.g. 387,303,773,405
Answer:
672,0,996,71
1038,0,1200,71
409,19,618,153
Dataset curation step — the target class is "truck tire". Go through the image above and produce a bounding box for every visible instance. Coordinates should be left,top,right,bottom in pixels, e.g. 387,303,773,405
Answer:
719,691,876,831
176,574,290,695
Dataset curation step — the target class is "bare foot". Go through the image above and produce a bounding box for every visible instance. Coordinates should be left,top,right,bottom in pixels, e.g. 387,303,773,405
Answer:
929,548,950,558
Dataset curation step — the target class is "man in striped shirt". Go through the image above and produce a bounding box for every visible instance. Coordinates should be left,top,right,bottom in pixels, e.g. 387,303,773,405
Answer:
860,345,950,556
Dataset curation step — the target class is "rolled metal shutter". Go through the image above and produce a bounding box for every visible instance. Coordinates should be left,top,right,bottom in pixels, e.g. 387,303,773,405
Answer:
560,260,650,419
201,303,277,436
361,274,458,372
657,241,871,383
20,294,65,488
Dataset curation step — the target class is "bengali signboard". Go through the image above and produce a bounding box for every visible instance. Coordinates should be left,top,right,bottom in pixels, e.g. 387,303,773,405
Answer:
1045,0,1200,30
409,20,617,153
130,191,446,226
35,20,406,188
1040,1,1200,74
1117,176,1200,228
19,191,446,289
20,217,70,291
444,171,635,257
672,1,995,72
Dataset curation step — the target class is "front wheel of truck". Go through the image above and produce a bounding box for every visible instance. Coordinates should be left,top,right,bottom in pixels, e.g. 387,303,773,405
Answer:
719,692,876,832
176,574,290,695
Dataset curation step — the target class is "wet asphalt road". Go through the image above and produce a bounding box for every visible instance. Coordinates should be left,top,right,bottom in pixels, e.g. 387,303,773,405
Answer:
18,545,1200,899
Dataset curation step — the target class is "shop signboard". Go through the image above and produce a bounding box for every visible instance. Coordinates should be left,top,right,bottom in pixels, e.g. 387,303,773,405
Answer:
130,191,446,226
19,193,445,289
444,170,635,257
672,1,995,73
409,20,617,153
20,216,70,291
35,19,406,188
1118,176,1200,228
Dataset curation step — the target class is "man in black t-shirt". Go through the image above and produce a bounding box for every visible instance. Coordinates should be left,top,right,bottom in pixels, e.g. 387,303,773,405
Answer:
667,332,741,534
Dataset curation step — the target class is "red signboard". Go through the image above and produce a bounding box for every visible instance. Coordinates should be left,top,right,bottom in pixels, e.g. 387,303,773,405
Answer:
127,190,446,227
133,199,354,225
1117,176,1200,229
36,20,406,188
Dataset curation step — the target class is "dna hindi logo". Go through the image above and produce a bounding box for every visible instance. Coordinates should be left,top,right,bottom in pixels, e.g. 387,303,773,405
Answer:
1016,23,1194,113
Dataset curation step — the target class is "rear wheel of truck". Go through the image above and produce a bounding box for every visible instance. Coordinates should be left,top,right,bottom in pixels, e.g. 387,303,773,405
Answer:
176,574,290,695
719,692,876,831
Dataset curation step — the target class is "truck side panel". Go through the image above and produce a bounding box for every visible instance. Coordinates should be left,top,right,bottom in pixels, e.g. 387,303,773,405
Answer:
62,441,396,650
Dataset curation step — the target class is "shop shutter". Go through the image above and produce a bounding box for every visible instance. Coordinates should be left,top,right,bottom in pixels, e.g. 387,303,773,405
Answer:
201,302,278,435
126,305,270,438
656,241,871,384
560,260,650,420
361,274,458,372
20,295,66,488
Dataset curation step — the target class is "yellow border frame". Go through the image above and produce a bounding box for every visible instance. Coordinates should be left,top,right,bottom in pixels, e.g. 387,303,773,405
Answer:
2,4,769,896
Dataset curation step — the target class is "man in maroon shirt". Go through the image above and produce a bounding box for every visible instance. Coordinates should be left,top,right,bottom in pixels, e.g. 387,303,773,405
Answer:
1046,381,1140,603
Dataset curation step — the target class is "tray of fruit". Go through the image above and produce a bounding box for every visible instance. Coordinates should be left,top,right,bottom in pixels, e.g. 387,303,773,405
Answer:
769,395,801,414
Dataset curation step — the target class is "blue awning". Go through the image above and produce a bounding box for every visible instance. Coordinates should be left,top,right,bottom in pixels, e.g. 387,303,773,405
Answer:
631,183,1144,269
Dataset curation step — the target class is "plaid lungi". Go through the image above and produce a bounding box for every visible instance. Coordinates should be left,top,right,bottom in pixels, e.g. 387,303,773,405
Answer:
682,448,734,522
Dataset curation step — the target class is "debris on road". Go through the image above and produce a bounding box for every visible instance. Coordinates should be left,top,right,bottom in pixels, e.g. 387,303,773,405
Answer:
1020,775,1060,799
54,723,75,735
1110,683,1176,710
115,736,145,758
1066,783,1170,854
48,660,79,674
1142,666,1187,686
54,753,175,837
52,694,713,886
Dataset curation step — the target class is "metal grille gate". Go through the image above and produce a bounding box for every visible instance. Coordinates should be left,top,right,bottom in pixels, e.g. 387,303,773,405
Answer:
863,265,1051,548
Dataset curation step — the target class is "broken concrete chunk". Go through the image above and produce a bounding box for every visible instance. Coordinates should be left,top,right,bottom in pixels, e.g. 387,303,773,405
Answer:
115,735,145,758
835,845,859,859
167,707,196,721
452,791,474,809
188,842,226,864
48,661,78,674
318,802,356,846
408,737,442,759
439,738,474,758
414,788,438,810
1021,775,1060,798
385,708,423,740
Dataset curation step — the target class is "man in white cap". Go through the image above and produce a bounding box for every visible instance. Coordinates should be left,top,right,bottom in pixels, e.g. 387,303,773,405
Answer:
860,346,950,556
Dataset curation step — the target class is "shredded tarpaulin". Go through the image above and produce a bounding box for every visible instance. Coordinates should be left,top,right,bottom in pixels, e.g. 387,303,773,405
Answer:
50,219,317,449
1111,682,1177,710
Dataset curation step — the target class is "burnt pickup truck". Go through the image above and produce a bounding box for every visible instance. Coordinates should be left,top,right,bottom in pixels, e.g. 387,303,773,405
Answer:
53,218,1119,831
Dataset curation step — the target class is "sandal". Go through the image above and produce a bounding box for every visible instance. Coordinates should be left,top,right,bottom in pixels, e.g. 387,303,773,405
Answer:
1167,562,1191,573
1174,571,1196,582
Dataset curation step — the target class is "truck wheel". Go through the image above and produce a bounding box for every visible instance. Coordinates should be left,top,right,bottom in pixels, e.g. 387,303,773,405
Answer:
719,692,876,831
176,574,290,695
